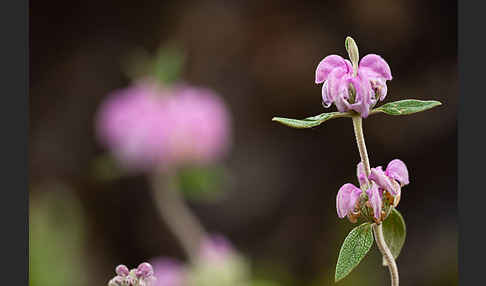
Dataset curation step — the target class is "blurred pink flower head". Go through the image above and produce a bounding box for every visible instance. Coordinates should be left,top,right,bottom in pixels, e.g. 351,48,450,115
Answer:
147,236,249,286
150,258,186,286
315,39,392,118
198,235,235,264
163,86,231,166
186,234,251,285
96,81,231,172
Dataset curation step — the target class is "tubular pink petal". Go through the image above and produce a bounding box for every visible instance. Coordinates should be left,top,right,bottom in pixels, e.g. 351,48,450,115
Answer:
328,68,354,113
356,162,368,186
359,54,392,81
336,183,362,218
333,85,351,113
321,80,332,108
386,159,409,186
315,55,348,84
367,183,383,220
370,166,399,196
371,78,388,101
328,68,374,118
327,67,349,99
346,73,373,118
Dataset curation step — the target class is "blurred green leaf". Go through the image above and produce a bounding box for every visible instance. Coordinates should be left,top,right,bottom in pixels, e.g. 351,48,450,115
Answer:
371,99,441,116
382,208,406,263
177,165,229,201
272,112,352,129
153,45,185,85
121,43,185,84
91,153,127,182
335,223,374,282
30,186,87,286
249,280,281,286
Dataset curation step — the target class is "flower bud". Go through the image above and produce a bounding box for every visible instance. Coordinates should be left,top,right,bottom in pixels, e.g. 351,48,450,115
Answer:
136,262,154,278
116,265,130,277
345,36,359,75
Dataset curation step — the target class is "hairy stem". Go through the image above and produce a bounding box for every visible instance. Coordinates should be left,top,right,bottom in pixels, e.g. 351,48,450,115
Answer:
351,116,371,178
351,115,399,286
373,223,399,285
150,170,206,263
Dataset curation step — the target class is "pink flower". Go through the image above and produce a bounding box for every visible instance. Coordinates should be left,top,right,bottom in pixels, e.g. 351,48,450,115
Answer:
315,40,392,118
95,81,231,172
337,160,409,221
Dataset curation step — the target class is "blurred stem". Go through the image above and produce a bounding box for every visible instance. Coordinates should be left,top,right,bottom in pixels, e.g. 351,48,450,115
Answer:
351,115,399,286
150,169,206,263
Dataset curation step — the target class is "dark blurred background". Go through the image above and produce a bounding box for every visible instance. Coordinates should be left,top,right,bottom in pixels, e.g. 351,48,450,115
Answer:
29,0,457,285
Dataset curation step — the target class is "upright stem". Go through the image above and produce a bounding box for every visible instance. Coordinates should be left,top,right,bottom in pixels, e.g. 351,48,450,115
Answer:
351,115,399,286
373,223,399,285
150,170,206,263
352,116,371,178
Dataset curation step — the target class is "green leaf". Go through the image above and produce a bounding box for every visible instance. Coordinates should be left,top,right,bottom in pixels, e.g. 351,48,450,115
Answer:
272,99,441,129
335,223,374,282
382,208,406,263
372,99,441,116
272,112,351,129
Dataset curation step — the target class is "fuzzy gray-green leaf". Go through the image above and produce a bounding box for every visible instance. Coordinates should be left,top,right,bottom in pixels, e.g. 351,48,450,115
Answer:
382,208,406,260
272,112,351,129
372,99,441,116
335,223,374,282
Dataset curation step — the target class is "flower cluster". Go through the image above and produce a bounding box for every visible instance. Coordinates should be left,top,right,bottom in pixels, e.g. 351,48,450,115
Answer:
336,159,409,223
315,38,392,118
108,263,156,286
96,80,231,172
